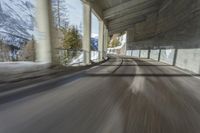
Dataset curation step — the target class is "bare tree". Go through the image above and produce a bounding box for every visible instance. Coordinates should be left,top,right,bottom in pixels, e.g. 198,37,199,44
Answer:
0,40,11,62
18,36,35,61
52,0,70,29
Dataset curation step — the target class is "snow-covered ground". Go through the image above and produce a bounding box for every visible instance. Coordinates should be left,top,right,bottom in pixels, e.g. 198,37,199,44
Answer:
69,51,99,66
107,33,127,55
0,62,49,75
91,51,99,62
69,52,84,66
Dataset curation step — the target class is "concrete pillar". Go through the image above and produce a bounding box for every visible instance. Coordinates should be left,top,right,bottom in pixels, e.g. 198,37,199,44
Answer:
147,49,151,59
158,49,161,61
83,3,91,64
103,25,108,59
139,50,141,58
98,20,104,61
35,0,52,63
199,64,200,74
173,49,178,66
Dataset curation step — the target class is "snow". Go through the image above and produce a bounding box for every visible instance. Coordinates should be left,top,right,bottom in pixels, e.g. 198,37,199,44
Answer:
107,33,127,55
91,51,99,62
91,33,98,38
108,33,127,50
69,52,84,66
0,61,49,75
69,51,99,66
0,0,35,44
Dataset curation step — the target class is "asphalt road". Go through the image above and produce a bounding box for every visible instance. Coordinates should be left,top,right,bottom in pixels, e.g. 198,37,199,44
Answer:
1,56,200,133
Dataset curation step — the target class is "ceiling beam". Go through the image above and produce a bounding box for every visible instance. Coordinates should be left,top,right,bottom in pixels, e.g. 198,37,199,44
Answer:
108,6,158,26
90,1,104,20
81,0,104,20
109,25,134,35
108,18,147,35
103,0,158,20
108,16,145,30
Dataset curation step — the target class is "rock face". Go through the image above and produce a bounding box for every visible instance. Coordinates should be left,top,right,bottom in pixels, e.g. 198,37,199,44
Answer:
0,0,35,46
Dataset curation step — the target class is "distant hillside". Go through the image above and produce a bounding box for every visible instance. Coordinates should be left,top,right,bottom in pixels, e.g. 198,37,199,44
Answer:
91,33,98,50
0,0,34,46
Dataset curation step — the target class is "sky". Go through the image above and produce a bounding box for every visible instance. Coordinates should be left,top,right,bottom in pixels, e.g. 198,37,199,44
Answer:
91,13,99,37
65,0,99,37
65,0,83,28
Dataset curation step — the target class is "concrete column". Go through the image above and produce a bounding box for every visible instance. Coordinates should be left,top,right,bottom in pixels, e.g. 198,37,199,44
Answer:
158,49,161,61
131,50,133,56
199,65,200,74
147,49,151,59
35,0,52,63
173,49,178,66
139,50,141,58
83,3,91,64
103,25,108,59
98,20,104,61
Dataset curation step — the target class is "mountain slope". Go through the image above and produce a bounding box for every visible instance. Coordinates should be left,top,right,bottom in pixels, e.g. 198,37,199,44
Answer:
0,0,35,45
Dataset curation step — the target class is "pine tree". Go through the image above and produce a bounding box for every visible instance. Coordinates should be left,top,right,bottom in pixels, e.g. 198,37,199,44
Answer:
110,37,121,48
62,26,82,50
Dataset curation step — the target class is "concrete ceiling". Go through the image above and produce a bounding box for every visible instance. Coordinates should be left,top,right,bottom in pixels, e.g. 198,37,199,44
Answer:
84,0,163,34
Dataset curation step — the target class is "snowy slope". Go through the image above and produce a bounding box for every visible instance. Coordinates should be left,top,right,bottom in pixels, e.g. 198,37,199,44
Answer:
0,0,35,45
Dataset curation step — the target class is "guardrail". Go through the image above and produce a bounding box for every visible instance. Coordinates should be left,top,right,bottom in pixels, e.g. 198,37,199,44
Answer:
56,49,102,66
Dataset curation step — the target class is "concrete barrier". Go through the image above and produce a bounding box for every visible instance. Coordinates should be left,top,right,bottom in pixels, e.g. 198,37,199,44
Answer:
176,49,200,74
150,50,159,60
132,50,140,57
160,49,175,65
140,50,148,58
126,50,132,56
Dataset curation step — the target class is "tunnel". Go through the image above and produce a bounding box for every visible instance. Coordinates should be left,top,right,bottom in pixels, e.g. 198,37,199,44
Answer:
0,0,200,133
84,0,200,74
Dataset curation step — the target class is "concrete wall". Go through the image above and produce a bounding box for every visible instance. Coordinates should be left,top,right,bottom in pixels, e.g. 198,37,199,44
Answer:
126,0,200,74
176,49,200,74
140,50,148,58
126,50,132,56
126,50,141,57
148,48,200,74
127,0,200,47
132,50,140,57
160,49,175,65
150,50,159,60
127,15,200,50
